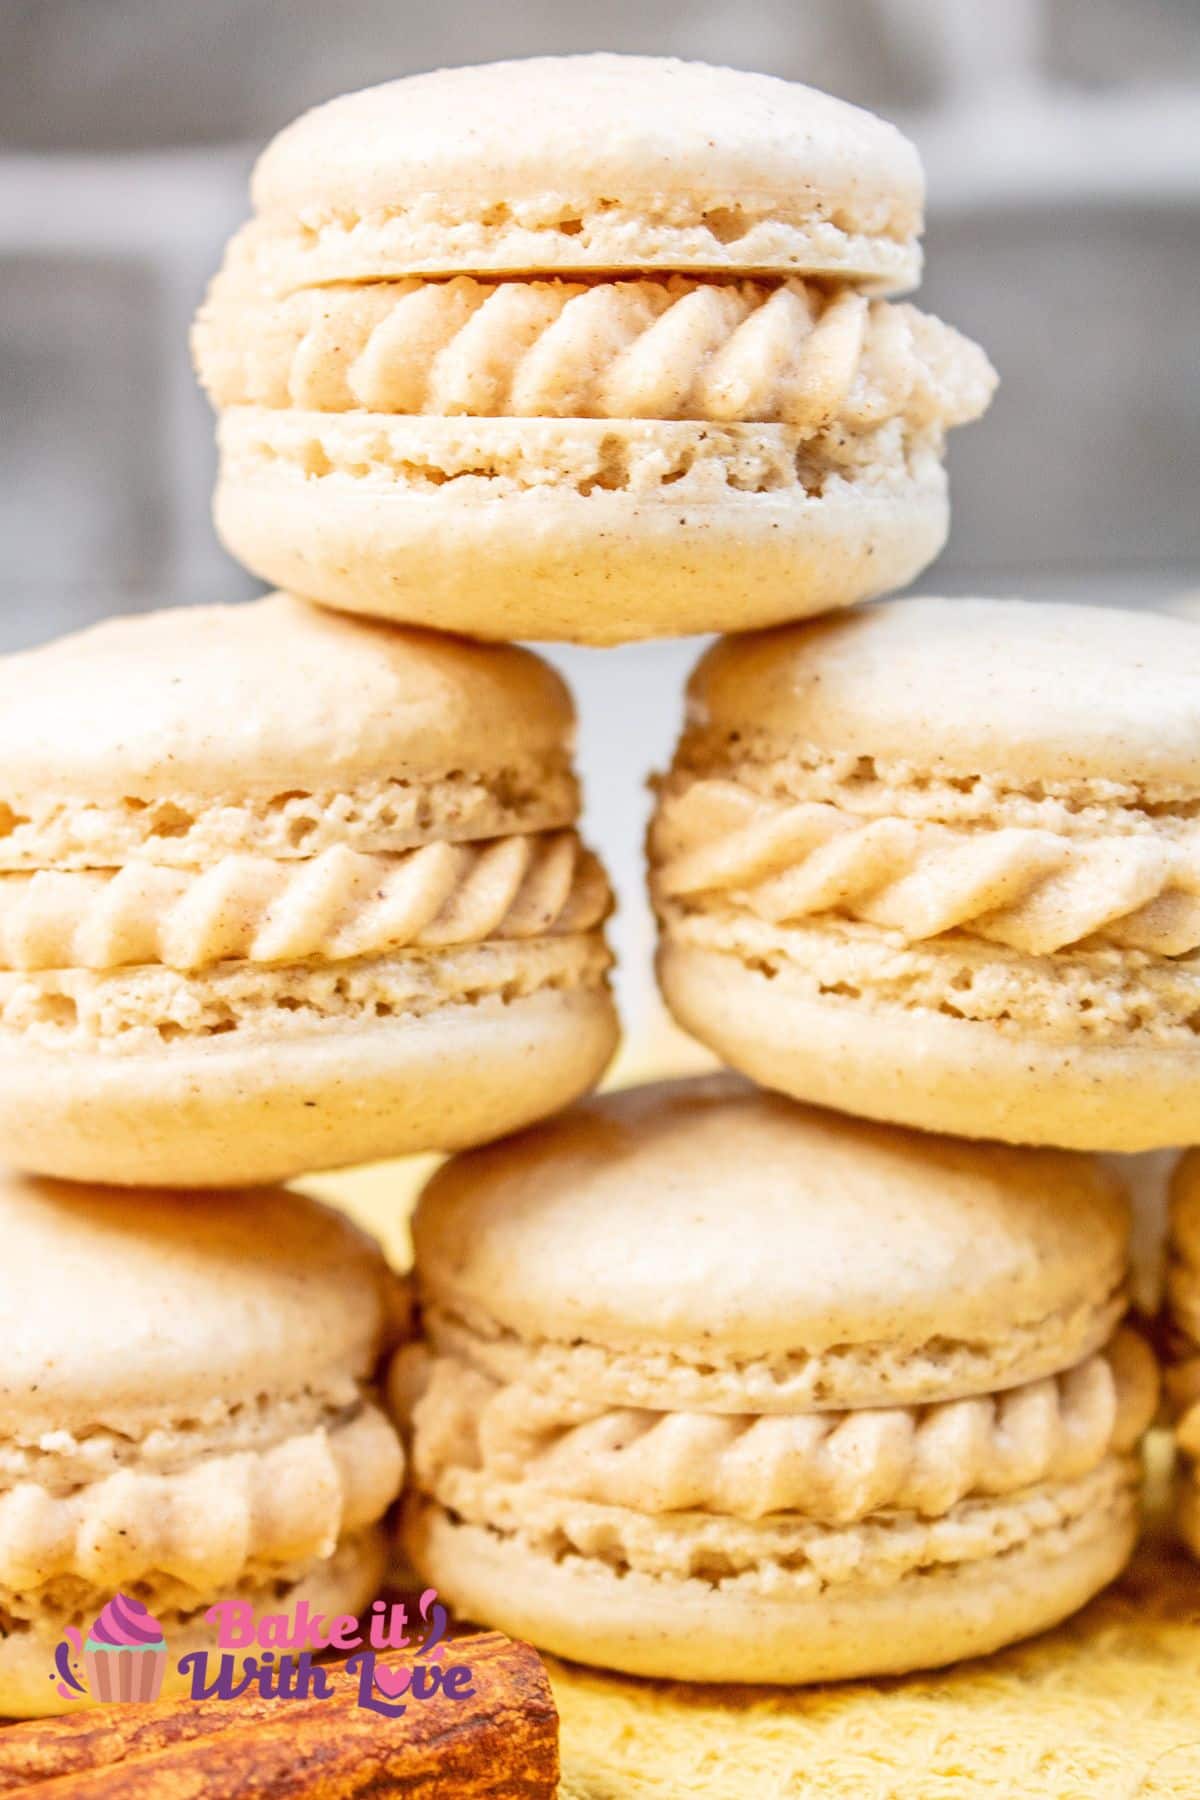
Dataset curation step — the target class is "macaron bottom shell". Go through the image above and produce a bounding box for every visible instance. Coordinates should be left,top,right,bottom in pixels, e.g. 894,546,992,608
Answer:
0,983,618,1187
658,940,1200,1153
213,420,947,646
403,1466,1139,1684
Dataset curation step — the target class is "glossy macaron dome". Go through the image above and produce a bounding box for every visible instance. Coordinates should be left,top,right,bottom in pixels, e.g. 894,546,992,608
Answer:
194,57,994,644
651,597,1200,1150
397,1077,1155,1683
0,1172,405,1716
0,596,617,1185
237,56,926,291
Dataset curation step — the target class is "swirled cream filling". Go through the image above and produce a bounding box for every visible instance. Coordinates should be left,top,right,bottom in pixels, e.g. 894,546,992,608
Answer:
653,776,1200,958
196,277,993,434
402,1329,1156,1529
0,1401,402,1591
0,831,609,971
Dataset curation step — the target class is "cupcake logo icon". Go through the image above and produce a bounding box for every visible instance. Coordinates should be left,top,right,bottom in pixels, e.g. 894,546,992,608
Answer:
54,1595,169,1704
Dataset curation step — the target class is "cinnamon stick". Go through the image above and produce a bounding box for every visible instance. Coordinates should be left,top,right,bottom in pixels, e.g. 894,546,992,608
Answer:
0,1634,557,1797
0,1688,333,1789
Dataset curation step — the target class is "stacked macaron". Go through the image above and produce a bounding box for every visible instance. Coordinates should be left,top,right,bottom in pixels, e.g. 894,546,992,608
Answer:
0,1174,404,1714
0,51,1171,1716
0,571,616,1711
648,598,1200,1150
194,55,993,645
0,596,616,1187
268,58,1169,1683
396,1079,1157,1681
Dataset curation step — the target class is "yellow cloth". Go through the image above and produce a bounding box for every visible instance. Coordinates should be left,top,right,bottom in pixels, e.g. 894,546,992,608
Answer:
551,1436,1196,1799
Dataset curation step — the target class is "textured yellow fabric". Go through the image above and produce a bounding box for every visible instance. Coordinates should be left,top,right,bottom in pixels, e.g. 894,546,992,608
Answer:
551,1436,1196,1798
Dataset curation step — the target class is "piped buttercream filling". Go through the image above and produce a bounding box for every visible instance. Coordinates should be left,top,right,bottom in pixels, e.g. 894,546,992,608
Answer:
404,1330,1155,1528
0,831,609,972
653,775,1200,957
197,277,992,434
0,1402,402,1591
0,934,612,1052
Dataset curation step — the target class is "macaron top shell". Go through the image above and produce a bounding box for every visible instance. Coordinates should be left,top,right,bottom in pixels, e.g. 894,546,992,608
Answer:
0,1172,395,1436
683,598,1200,793
0,594,574,810
244,56,923,289
414,1076,1129,1400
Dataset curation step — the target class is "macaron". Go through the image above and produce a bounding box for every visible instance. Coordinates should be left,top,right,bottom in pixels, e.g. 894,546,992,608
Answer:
193,55,995,644
0,1171,404,1716
0,595,616,1186
396,1077,1155,1682
1165,1152,1200,1555
651,597,1200,1151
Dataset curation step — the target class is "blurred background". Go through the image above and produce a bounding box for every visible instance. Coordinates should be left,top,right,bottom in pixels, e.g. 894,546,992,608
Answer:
2,0,1199,1041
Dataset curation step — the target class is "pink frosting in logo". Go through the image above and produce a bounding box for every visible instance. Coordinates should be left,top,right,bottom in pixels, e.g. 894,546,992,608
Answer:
86,1594,166,1649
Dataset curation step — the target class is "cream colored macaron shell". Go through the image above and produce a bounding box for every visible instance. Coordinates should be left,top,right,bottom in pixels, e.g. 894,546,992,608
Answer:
0,1174,404,1716
652,598,1200,1150
239,57,925,291
0,596,616,1186
195,57,994,644
397,1078,1155,1683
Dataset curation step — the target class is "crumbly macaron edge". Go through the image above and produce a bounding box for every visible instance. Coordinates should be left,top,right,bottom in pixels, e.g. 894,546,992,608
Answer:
660,905,1200,1052
406,1455,1137,1597
414,1274,1128,1414
0,1524,386,1639
403,1329,1155,1527
218,203,922,295
216,408,951,506
0,933,614,1054
0,762,580,872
